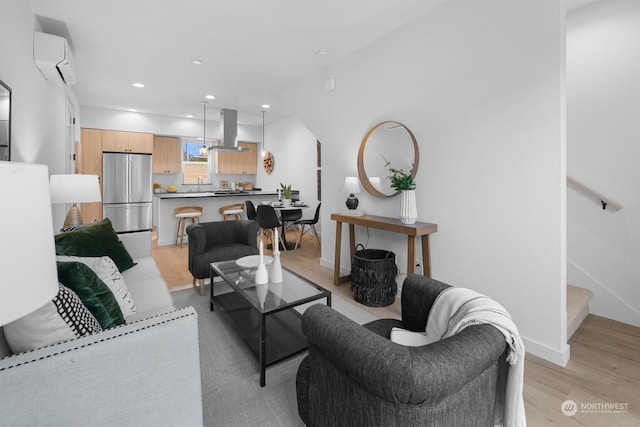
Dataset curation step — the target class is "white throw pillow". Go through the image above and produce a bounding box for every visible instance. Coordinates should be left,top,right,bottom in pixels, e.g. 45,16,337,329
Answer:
4,284,103,353
57,255,136,318
390,327,436,347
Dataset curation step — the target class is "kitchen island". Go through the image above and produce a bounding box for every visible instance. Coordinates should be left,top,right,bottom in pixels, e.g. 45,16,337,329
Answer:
154,190,298,246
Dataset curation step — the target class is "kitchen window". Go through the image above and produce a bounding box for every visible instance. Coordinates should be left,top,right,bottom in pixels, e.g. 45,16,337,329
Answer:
182,140,211,184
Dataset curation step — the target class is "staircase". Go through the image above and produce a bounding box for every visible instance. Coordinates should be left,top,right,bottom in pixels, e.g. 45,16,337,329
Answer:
567,284,593,339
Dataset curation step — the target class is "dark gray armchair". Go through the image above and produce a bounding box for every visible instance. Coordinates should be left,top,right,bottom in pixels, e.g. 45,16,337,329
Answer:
186,220,259,296
296,274,508,427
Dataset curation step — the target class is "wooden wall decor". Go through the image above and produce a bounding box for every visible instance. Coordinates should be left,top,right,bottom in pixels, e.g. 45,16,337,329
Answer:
263,151,274,174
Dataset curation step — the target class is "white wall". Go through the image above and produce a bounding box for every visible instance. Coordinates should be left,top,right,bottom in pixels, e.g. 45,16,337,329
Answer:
567,0,640,326
280,0,568,364
255,115,318,204
0,1,78,227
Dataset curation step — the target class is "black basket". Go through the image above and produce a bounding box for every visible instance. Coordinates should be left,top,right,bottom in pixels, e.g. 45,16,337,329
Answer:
350,244,398,307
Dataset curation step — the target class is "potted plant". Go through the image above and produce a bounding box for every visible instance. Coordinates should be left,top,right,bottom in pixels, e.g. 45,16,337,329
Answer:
385,160,417,224
280,183,293,206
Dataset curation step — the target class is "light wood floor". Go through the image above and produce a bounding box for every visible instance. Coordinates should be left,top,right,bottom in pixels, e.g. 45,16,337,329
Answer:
152,229,639,426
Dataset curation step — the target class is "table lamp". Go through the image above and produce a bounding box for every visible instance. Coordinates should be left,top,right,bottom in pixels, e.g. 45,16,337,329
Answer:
343,176,361,210
0,162,59,326
50,174,101,228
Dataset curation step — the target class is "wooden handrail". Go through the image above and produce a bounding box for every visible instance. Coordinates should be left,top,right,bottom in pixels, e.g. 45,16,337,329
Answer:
567,176,623,210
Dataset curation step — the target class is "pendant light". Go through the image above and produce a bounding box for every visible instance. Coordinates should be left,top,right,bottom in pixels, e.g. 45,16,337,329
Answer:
202,101,207,147
261,109,267,157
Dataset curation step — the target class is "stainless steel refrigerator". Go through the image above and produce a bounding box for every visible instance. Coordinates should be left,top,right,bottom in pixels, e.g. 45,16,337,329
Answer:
102,152,153,233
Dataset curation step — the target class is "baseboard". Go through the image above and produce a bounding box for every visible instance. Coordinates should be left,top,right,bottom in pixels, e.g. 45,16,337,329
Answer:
319,257,351,277
522,337,570,367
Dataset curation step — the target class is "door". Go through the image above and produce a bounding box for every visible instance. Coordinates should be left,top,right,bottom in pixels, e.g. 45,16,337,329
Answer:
129,153,152,203
102,152,129,204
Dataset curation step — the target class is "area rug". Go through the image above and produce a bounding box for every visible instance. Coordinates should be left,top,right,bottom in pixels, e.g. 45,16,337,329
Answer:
171,285,376,427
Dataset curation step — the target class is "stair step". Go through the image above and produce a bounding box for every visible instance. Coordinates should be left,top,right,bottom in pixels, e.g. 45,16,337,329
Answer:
567,285,593,339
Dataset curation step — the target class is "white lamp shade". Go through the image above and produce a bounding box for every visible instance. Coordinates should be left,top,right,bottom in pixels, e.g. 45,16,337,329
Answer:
0,162,59,326
50,174,101,204
343,176,361,194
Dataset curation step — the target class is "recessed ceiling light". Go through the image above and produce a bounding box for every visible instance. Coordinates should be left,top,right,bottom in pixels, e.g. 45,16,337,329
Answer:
262,104,270,109
315,48,328,56
129,108,138,112
132,82,144,88
192,59,203,65
205,95,215,100
186,114,194,118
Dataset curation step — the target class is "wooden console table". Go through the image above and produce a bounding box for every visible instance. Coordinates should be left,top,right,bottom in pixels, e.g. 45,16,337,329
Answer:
331,213,438,285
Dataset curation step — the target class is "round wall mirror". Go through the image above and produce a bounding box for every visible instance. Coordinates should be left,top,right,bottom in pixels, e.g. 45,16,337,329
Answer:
357,121,419,197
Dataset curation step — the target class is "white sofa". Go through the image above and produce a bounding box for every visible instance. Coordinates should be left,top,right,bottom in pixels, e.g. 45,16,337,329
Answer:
0,231,203,426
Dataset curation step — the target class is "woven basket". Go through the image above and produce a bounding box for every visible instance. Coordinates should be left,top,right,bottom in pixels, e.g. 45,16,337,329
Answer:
350,245,398,307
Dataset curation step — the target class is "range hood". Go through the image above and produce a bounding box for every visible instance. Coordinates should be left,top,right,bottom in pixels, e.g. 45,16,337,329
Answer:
207,108,247,152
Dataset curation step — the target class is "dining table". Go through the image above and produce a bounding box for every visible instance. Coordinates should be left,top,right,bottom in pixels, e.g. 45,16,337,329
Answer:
272,203,308,250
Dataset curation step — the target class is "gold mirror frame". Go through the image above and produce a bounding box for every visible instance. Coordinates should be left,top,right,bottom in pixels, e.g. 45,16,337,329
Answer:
357,121,419,197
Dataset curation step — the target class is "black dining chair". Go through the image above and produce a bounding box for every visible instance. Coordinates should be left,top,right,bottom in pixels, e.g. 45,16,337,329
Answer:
280,209,302,234
245,200,257,220
256,204,287,251
294,203,321,249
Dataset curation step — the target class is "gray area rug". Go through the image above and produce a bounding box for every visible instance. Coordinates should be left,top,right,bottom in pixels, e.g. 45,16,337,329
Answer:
171,284,376,427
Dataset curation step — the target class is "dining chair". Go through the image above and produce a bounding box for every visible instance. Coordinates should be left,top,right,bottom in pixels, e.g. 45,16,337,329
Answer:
280,209,302,233
245,200,257,220
255,205,287,251
294,203,321,249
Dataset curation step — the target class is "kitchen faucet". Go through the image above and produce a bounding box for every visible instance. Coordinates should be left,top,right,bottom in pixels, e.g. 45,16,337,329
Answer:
197,176,203,192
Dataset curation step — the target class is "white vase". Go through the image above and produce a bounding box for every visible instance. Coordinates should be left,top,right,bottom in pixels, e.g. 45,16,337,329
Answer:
283,198,292,207
399,190,417,224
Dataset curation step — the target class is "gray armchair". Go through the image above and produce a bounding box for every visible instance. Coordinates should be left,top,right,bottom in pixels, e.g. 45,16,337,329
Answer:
186,220,259,296
296,274,508,427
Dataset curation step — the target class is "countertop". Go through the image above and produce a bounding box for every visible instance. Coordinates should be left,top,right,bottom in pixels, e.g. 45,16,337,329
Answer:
154,190,298,199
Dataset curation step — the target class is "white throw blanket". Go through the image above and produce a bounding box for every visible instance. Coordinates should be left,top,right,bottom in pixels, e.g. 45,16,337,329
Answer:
426,287,526,427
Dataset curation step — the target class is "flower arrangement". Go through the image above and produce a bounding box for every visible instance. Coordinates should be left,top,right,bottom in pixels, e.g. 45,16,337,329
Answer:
280,182,293,199
385,160,416,191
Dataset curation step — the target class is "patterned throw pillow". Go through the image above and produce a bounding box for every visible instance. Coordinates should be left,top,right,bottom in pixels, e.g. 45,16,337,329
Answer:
3,284,103,354
56,255,136,318
59,219,97,233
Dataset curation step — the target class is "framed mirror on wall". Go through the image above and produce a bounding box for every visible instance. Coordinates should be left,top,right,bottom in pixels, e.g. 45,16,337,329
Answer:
357,121,419,197
0,80,11,161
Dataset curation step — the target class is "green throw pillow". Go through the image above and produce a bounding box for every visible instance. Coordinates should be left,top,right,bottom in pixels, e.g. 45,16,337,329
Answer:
57,261,126,329
54,218,136,272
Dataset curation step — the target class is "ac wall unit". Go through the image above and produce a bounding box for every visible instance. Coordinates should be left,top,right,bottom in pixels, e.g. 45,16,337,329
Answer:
33,31,76,86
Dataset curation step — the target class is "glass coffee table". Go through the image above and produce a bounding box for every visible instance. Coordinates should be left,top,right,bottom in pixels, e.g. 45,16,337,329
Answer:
209,260,331,387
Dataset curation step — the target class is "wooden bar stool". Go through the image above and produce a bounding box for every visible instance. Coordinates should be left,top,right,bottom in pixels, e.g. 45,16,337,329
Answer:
175,206,203,248
219,203,244,220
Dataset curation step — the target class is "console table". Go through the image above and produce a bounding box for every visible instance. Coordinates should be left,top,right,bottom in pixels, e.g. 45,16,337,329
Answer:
331,213,438,285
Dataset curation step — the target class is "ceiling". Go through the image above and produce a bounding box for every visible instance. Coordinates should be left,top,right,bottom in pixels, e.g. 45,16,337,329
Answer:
29,0,449,125
29,0,601,126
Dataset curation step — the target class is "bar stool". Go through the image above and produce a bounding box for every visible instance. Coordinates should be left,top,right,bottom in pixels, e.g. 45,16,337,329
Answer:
175,206,203,248
219,203,244,220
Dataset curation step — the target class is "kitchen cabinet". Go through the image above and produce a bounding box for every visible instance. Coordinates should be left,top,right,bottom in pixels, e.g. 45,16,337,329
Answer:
153,135,182,173
216,142,257,174
78,128,103,222
102,130,153,153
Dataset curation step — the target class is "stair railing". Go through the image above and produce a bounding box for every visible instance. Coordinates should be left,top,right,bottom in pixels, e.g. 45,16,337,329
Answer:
567,176,622,210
